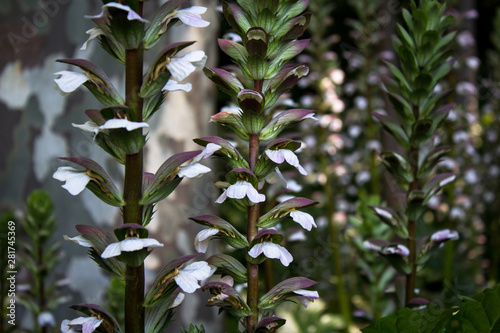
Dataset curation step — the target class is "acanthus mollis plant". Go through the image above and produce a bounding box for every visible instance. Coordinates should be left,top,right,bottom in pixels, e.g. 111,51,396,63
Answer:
197,0,319,332
364,0,459,307
17,190,68,333
52,1,215,333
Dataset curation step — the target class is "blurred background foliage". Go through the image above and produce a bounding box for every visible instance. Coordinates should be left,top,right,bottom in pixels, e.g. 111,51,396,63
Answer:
1,0,500,332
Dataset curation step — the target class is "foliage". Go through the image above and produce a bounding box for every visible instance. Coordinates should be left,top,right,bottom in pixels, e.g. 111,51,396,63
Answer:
363,284,500,332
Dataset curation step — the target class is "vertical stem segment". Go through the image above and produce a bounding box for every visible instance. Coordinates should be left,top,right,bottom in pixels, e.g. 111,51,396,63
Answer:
247,133,260,332
123,3,145,332
406,143,419,305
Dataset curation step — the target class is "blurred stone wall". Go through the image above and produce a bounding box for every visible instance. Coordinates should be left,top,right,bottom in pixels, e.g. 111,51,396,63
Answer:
0,0,220,331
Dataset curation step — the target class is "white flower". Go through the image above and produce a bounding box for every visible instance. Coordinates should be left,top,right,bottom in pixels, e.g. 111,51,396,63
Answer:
265,149,307,175
81,27,105,50
38,311,55,327
101,237,164,259
169,292,185,309
248,242,293,267
64,235,93,248
166,50,207,82
178,163,211,178
363,240,382,252
100,119,149,131
87,3,148,23
194,228,220,253
193,143,221,163
54,71,89,94
72,119,149,136
173,6,210,27
430,229,459,243
294,289,319,308
61,316,103,333
174,261,214,293
215,181,266,204
53,167,91,196
290,211,317,231
162,79,192,92
383,244,410,257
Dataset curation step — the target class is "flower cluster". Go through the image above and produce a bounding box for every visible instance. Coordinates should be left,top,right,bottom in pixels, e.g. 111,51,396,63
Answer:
363,0,459,305
52,1,215,332
194,0,319,331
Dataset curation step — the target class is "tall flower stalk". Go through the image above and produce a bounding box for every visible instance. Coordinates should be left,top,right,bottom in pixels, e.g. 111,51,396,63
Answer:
364,0,459,306
53,1,213,333
199,0,319,331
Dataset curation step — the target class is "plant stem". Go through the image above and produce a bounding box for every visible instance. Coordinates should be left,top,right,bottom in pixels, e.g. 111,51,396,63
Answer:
123,3,145,332
406,143,419,305
246,133,260,332
318,126,351,330
36,235,47,333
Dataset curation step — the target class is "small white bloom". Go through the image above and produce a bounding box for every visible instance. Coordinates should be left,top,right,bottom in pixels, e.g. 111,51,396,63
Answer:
72,121,100,134
64,235,93,248
383,244,410,257
289,211,317,231
166,50,207,82
87,3,148,23
194,228,219,253
174,6,210,27
294,289,319,308
38,311,55,327
363,240,382,252
265,149,307,175
162,79,192,92
99,119,149,131
178,163,211,178
248,242,293,266
430,229,459,243
174,261,214,293
193,143,221,163
81,27,105,50
169,292,185,309
53,167,91,196
215,181,266,204
72,119,149,136
101,237,164,259
54,71,89,94
61,316,103,333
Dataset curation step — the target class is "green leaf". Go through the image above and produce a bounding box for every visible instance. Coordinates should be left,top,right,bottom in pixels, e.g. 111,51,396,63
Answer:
396,23,415,50
373,113,410,148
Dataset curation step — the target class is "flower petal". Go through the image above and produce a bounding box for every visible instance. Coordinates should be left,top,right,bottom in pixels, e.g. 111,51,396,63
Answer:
265,149,285,164
166,51,206,82
178,163,211,178
281,149,307,175
72,121,100,134
194,228,219,253
81,317,104,333
226,181,250,199
175,261,213,293
290,211,317,231
193,143,222,162
81,27,104,50
101,242,122,259
53,167,91,196
175,6,210,27
54,71,89,94
249,242,293,266
215,190,228,204
99,119,149,131
169,292,185,309
64,235,93,248
162,79,192,92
